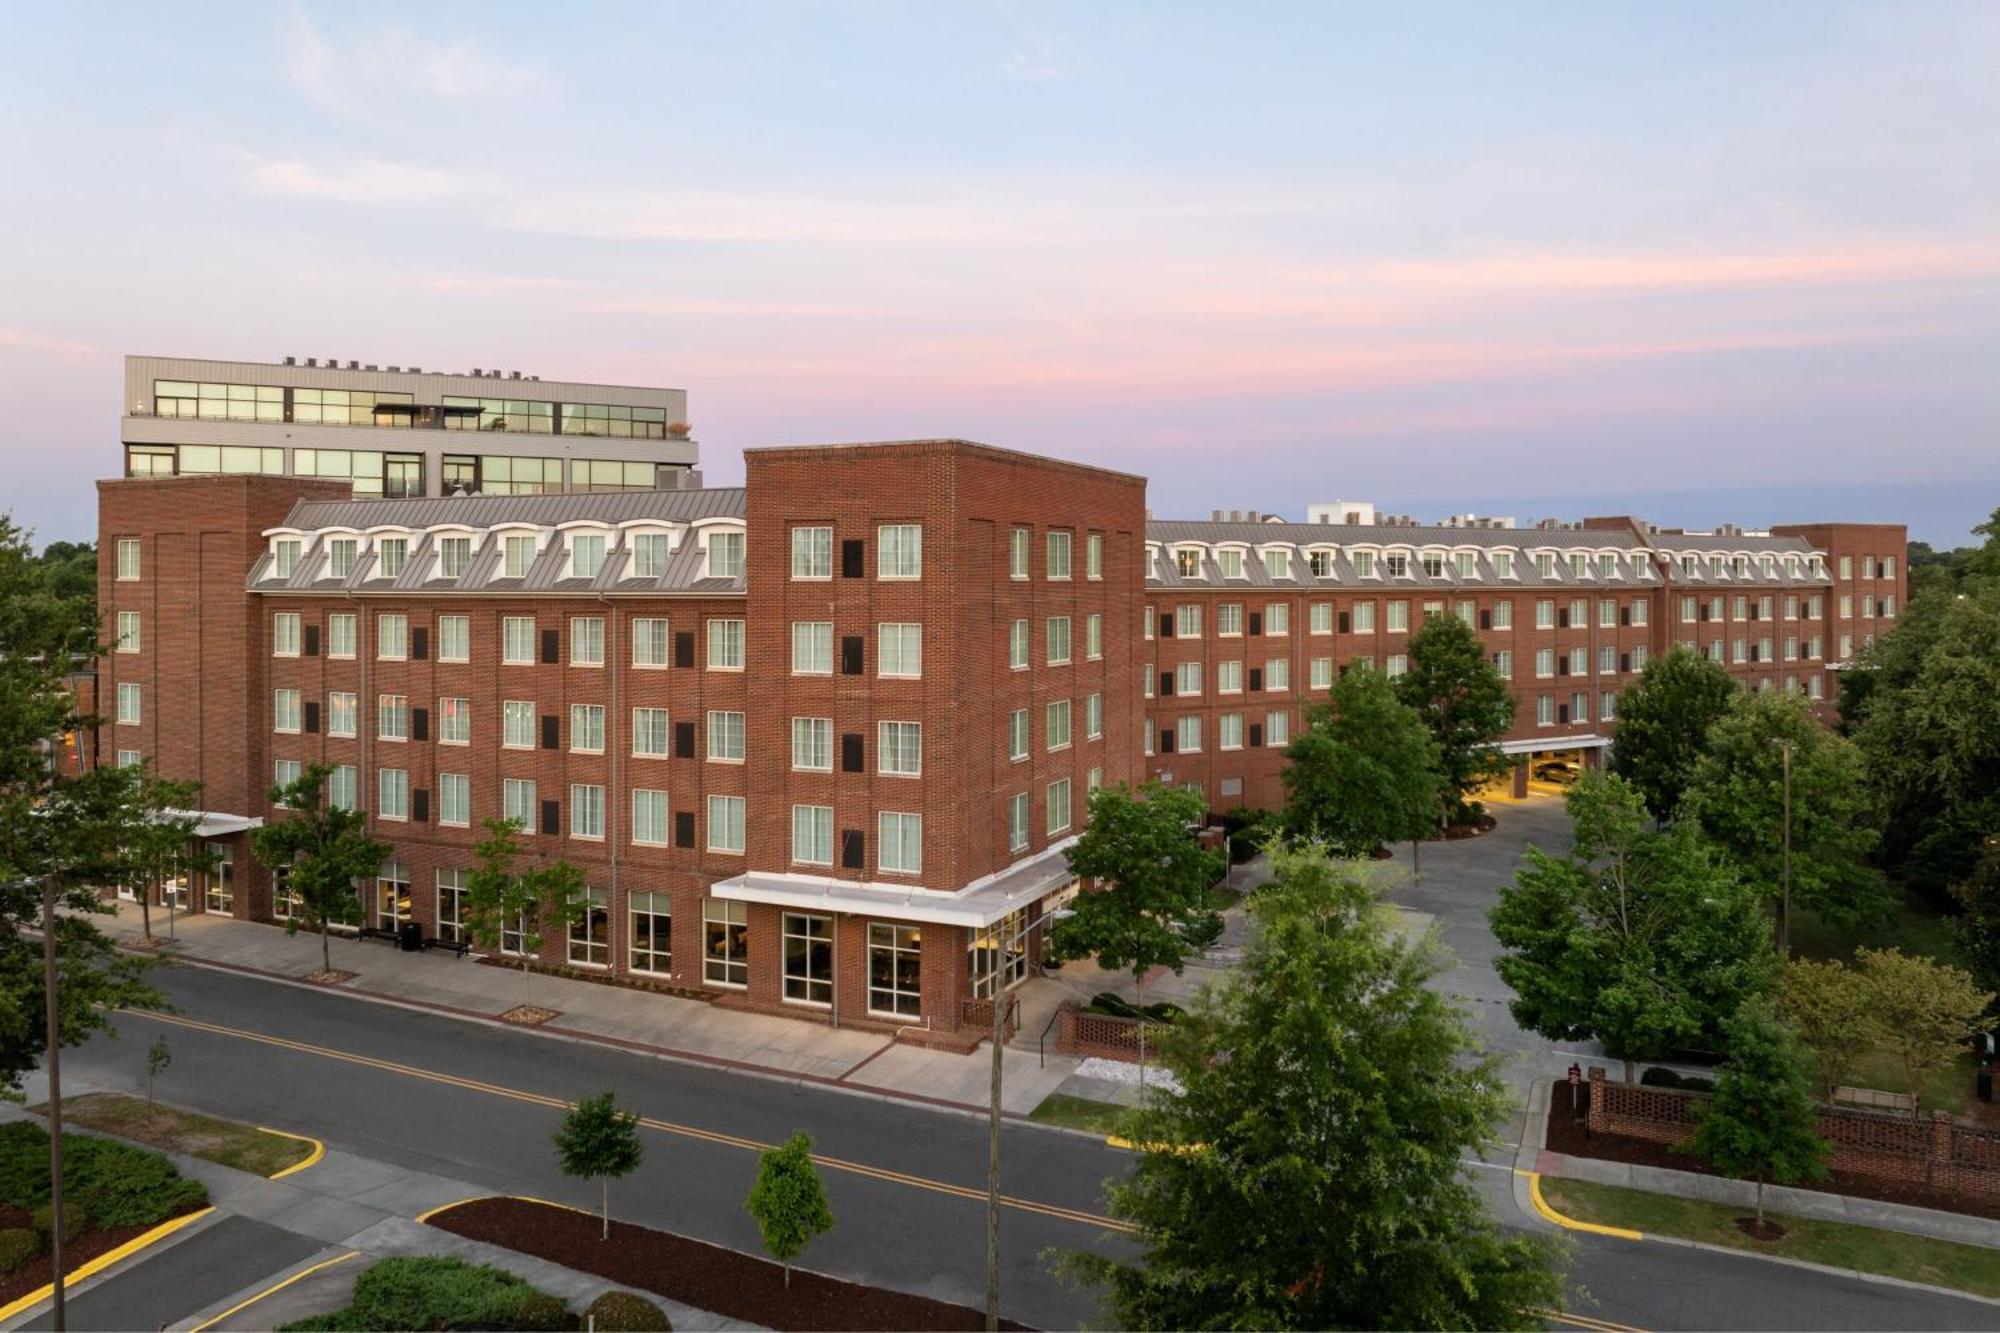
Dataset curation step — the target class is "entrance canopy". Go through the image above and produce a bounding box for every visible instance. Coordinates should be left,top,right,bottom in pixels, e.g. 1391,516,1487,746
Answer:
166,809,263,839
713,836,1079,928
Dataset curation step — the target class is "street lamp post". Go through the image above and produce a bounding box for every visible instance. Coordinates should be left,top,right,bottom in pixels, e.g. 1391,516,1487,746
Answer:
985,905,1073,1332
41,876,66,1333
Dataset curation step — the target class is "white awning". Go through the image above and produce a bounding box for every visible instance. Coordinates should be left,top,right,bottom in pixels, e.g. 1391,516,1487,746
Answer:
711,837,1079,928
1498,735,1611,756
167,810,264,839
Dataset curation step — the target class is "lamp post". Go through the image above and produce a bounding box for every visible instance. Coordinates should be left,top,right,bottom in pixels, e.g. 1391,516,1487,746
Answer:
985,904,1073,1332
41,876,66,1333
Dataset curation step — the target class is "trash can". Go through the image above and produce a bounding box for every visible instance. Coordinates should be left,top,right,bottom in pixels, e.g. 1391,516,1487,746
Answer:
399,921,424,953
1979,1067,1993,1104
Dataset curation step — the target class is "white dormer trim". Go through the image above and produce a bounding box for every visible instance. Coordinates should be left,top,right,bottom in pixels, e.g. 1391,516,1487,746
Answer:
1169,543,1208,580
691,517,748,580
1258,544,1297,579
559,521,616,581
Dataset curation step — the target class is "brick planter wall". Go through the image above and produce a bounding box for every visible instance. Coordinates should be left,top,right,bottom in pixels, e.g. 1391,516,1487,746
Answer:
1054,1000,1164,1062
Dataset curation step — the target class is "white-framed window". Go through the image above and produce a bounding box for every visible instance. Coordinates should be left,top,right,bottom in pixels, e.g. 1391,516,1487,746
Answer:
1267,710,1290,745
1494,650,1513,678
1087,532,1103,579
1535,599,1554,630
632,617,669,667
792,526,833,579
1680,596,1697,623
1218,660,1243,694
570,704,605,753
1046,777,1073,834
792,621,833,675
1144,604,1155,639
633,707,671,757
502,535,537,578
792,804,834,866
707,530,746,579
568,888,610,967
437,615,470,662
1536,695,1555,726
867,922,922,1017
1310,603,1333,634
1009,708,1029,761
1601,691,1618,721
1086,693,1102,739
1353,602,1376,633
503,700,535,748
571,783,606,839
440,772,470,827
878,524,922,579
379,767,409,820
1009,528,1030,579
879,721,922,776
377,538,408,578
116,538,140,580
632,532,673,578
707,710,746,761
273,688,301,733
1266,547,1290,579
1176,603,1202,637
1386,654,1408,680
436,868,468,945
378,693,408,741
1219,713,1244,749
630,891,671,974
1046,698,1072,751
1047,616,1072,665
327,612,356,659
503,616,535,664
1351,550,1376,577
1047,530,1073,579
273,612,301,657
273,758,301,794
1600,645,1616,675
503,777,536,826
1267,603,1290,634
570,617,605,666
1218,548,1244,579
1009,619,1029,670
1217,603,1243,637
1176,661,1203,695
114,749,140,769
1310,657,1333,690
377,613,407,661
879,811,923,874
1572,692,1591,723
438,536,472,578
328,538,357,578
1386,600,1409,632
1266,658,1290,690
791,716,833,771
1598,598,1615,628
782,912,834,1005
1008,793,1031,853
707,618,745,669
115,610,140,654
570,533,607,579
1569,647,1587,675
704,899,748,983
1631,645,1649,670
1086,613,1102,660
632,790,669,845
879,622,921,678
330,764,358,811
1176,548,1203,578
1177,715,1203,752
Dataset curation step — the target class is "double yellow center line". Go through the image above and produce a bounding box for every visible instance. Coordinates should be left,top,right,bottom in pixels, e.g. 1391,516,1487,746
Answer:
127,1009,1129,1233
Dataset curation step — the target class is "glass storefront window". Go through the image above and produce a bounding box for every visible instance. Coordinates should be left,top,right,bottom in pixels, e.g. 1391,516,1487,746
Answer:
703,900,748,986
569,889,609,966
630,892,671,974
968,907,1029,999
782,913,833,1006
203,845,234,915
376,860,410,927
868,922,922,1018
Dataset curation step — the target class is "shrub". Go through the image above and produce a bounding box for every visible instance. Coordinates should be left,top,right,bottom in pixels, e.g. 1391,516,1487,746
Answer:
65,1137,207,1226
31,1202,82,1247
1639,1067,1682,1088
278,1256,570,1332
1678,1075,1717,1095
585,1290,672,1331
0,1123,50,1207
510,1291,571,1331
0,1227,38,1273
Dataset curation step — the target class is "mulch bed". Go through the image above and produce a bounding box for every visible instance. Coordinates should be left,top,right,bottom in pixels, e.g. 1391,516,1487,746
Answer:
1546,1084,2000,1222
429,1197,1034,1332
304,968,357,985
0,1201,206,1305
497,1004,561,1026
473,954,715,1002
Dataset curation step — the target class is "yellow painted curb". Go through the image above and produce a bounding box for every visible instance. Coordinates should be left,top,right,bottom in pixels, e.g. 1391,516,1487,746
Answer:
415,1194,594,1226
0,1205,215,1322
257,1126,325,1179
189,1249,358,1332
1106,1135,1204,1155
413,1195,486,1225
1523,1171,1643,1241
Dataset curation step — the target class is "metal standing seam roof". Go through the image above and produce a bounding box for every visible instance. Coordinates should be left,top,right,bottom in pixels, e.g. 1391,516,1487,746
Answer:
279,487,746,531
1145,520,1642,549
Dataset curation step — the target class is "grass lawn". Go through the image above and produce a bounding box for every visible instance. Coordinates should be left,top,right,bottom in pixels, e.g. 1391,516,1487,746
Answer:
1028,1092,1130,1136
36,1092,313,1177
1542,1178,2000,1300
1203,883,1243,911
1789,893,1962,968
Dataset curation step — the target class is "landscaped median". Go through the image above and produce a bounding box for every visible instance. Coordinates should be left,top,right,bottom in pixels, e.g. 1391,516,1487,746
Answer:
1540,1176,2000,1301
37,1092,320,1178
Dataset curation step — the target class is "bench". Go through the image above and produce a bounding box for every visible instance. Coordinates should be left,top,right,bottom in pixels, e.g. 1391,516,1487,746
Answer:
423,936,470,958
356,926,399,945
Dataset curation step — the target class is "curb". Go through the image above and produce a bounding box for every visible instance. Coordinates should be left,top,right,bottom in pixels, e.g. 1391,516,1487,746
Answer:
0,1205,215,1324
256,1125,325,1179
1520,1171,1641,1240
185,1249,358,1333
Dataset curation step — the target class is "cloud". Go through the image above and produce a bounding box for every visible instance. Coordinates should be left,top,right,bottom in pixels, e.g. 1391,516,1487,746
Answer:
1000,31,1090,83
0,328,103,358
283,8,547,113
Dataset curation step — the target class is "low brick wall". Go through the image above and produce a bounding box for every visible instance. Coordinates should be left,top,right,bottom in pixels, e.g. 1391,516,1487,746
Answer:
1054,1001,1155,1062
959,995,1021,1043
1586,1067,2000,1198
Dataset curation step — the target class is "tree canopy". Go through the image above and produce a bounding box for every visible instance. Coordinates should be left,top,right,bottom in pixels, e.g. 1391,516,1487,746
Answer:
1064,842,1565,1330
553,1091,643,1240
250,762,389,974
1777,958,1877,1103
745,1130,834,1288
1049,782,1223,984
1394,612,1514,821
1687,1002,1828,1227
1279,664,1443,857
1854,947,1992,1117
1606,646,1738,822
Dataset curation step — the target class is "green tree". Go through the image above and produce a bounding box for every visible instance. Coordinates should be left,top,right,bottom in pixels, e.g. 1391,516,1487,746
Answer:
1048,782,1224,1082
1394,612,1514,823
1063,842,1564,1330
1950,835,2000,997
1682,689,1885,950
1687,1002,1829,1230
145,1035,171,1106
1606,646,1738,821
1855,947,1993,1117
1777,958,1876,1103
102,764,210,942
1279,664,1443,861
1490,772,1772,1082
249,763,388,974
465,818,542,973
32,539,97,621
745,1130,834,1288
553,1091,643,1239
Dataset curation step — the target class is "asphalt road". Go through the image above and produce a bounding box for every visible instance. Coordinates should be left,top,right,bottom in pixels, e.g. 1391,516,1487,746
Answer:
19,1215,322,1333
57,963,2000,1331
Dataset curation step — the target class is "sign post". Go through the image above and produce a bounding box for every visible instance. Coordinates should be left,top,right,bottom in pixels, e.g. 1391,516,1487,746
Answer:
1568,1063,1582,1116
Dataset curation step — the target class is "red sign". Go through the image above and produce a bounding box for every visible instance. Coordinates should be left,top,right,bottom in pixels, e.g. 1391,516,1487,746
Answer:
1567,1063,1582,1086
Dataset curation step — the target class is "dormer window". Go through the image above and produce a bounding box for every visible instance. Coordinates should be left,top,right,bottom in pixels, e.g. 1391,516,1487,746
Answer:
1760,555,1775,579
1682,555,1697,577
1597,553,1616,578
328,538,357,578
572,534,607,579
1733,556,1749,578
1218,549,1244,579
1351,551,1374,577
1570,553,1589,578
1309,550,1335,577
438,536,472,578
1454,552,1475,577
1176,549,1201,578
502,535,537,578
1385,553,1409,578
1629,554,1647,579
632,532,672,578
1492,552,1513,578
378,538,407,578
1266,549,1291,579
1421,553,1444,578
1710,556,1725,578
273,539,301,579
708,530,746,579
1536,553,1555,578
1785,555,1800,578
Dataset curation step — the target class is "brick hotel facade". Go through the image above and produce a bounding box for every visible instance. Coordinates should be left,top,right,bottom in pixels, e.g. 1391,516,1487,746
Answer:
93,434,1905,1048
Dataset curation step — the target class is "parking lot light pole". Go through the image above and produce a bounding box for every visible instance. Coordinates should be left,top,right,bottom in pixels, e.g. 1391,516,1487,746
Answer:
986,905,1073,1332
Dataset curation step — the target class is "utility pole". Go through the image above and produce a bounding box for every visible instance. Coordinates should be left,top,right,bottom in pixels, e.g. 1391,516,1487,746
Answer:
1776,739,1794,956
42,876,66,1332
986,905,1072,1332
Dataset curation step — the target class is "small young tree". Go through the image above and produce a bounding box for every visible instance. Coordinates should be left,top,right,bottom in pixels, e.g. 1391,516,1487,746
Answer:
102,766,209,942
1951,835,2000,997
553,1091,643,1239
1777,958,1876,1102
1856,947,1993,1117
465,818,543,975
530,859,593,968
249,763,387,975
1607,645,1738,822
1687,1002,1829,1231
1048,783,1224,1084
1279,664,1443,863
1394,612,1514,823
145,1034,171,1106
745,1130,834,1288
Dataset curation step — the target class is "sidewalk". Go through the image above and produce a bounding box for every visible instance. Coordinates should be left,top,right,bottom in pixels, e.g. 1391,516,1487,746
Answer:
103,902,1079,1116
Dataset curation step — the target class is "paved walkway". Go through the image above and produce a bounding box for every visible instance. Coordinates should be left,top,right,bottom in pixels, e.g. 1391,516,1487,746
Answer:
102,902,1079,1116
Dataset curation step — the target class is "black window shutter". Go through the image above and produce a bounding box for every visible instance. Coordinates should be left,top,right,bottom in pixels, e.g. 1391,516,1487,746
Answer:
840,636,863,675
303,701,320,734
412,788,430,824
1338,610,1350,633
1249,667,1264,692
539,799,559,835
412,707,430,742
1248,723,1264,748
1159,672,1174,697
1248,611,1263,636
1160,730,1175,754
1699,605,1711,622
540,629,560,664
303,624,321,656
841,539,865,578
841,829,864,869
1558,608,1570,628
540,714,559,750
1478,610,1491,630
1619,608,1631,626
673,632,695,668
1558,704,1570,724
673,721,695,758
1159,614,1174,638
410,626,429,661
674,810,695,848
1557,659,1569,677
841,732,864,773
1620,652,1632,673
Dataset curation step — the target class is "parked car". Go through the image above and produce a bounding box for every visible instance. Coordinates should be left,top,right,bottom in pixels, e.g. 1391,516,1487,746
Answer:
1533,759,1582,784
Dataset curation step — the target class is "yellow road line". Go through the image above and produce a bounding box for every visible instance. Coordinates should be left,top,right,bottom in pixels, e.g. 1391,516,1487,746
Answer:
1526,1306,1649,1333
256,1125,325,1179
1523,1171,1644,1241
128,1009,1131,1234
0,1205,215,1323
188,1249,358,1333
